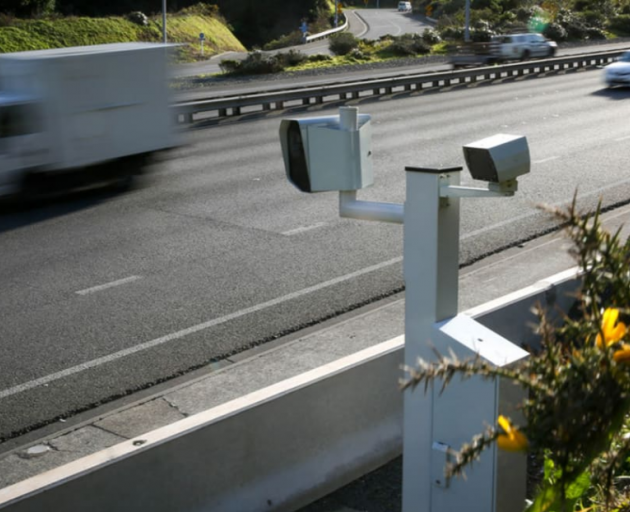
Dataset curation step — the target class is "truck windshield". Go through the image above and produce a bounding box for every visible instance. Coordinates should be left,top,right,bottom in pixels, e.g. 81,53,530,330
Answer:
0,104,37,139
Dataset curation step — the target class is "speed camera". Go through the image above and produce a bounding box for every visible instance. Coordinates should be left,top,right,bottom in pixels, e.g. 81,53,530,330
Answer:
279,109,373,193
463,134,530,183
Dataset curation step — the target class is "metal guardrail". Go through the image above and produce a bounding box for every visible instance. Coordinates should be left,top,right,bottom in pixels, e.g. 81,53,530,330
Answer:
305,14,348,43
172,49,623,124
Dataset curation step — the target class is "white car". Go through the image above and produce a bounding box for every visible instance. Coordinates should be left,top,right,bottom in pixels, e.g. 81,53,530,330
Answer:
603,51,630,87
398,2,412,12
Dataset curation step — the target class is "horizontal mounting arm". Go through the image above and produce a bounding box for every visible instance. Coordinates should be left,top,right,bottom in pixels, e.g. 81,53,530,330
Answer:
339,191,404,224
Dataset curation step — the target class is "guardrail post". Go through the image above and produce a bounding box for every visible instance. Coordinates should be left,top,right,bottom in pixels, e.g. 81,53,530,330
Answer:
173,49,625,123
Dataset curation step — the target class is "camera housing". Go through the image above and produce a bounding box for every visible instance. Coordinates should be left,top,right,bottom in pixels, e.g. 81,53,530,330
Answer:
279,112,373,193
462,134,530,183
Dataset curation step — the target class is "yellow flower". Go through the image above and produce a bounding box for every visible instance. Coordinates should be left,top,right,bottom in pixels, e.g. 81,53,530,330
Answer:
613,344,630,364
596,308,627,349
497,415,528,452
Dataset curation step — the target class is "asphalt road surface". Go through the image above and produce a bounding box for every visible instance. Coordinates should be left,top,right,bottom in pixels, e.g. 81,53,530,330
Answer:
356,6,433,39
2,65,630,442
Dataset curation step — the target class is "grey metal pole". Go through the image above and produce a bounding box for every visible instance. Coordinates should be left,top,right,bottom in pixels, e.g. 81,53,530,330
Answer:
162,0,167,43
334,0,338,27
464,0,470,42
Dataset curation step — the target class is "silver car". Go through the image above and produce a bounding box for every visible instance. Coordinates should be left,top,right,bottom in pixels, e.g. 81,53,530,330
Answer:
604,51,630,87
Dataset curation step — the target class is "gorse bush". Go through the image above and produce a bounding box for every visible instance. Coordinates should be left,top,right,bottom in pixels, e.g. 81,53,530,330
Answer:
328,32,359,56
277,48,308,67
387,34,431,56
263,30,305,51
223,51,287,74
307,53,332,62
421,27,442,45
402,196,630,511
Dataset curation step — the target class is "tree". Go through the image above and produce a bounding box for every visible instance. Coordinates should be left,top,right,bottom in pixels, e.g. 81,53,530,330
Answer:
2,0,56,16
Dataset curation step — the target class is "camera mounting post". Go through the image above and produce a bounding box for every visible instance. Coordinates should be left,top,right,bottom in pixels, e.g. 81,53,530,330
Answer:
280,107,530,512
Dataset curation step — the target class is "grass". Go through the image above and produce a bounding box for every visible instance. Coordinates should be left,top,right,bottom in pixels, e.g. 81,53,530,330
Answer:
0,13,246,61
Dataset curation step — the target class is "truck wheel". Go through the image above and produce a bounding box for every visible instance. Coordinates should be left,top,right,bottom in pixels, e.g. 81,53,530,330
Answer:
20,171,45,204
110,154,150,192
521,50,530,61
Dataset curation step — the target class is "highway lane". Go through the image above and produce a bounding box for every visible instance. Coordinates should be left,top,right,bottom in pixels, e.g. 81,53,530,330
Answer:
356,7,433,39
2,67,630,441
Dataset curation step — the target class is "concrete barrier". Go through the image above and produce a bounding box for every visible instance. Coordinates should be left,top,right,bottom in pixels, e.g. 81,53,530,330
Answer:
0,268,580,512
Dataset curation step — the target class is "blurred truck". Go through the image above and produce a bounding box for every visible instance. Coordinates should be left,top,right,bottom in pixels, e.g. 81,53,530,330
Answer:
0,42,177,199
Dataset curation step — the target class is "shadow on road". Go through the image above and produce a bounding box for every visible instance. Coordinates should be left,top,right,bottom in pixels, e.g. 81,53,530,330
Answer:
0,182,145,235
590,86,630,99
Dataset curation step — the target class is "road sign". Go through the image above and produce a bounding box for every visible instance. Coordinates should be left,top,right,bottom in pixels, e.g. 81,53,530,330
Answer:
199,32,205,41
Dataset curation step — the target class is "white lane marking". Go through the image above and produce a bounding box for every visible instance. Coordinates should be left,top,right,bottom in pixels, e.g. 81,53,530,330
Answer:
533,156,559,164
0,257,402,400
282,222,327,236
11,176,630,400
76,276,143,296
615,135,630,141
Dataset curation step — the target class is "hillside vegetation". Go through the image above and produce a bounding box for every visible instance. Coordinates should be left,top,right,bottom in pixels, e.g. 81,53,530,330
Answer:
419,0,630,42
0,4,245,59
1,0,335,50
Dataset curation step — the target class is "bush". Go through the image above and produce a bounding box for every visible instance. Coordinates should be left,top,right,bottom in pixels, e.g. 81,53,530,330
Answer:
276,48,308,67
329,32,359,56
468,19,496,42
387,34,431,56
179,3,220,17
421,27,441,45
544,22,568,41
126,11,148,26
608,14,630,35
238,51,286,74
219,51,287,75
439,25,465,40
263,30,305,51
402,198,630,511
348,48,370,60
555,8,590,40
581,10,607,30
585,26,606,40
307,53,333,62
218,58,241,74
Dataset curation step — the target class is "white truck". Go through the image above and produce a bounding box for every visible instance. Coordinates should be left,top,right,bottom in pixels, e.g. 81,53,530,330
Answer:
0,42,177,199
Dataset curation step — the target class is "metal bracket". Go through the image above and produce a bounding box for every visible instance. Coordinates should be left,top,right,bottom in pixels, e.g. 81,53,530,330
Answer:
431,441,452,489
440,176,518,198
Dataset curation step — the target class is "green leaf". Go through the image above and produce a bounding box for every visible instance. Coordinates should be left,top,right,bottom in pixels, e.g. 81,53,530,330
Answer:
565,471,591,501
526,471,591,512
